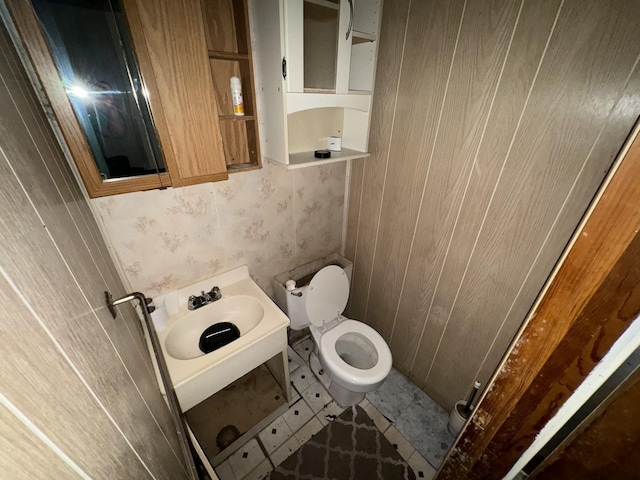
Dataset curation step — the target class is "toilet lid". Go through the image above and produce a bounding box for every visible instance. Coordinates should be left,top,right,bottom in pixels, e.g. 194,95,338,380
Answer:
306,265,349,327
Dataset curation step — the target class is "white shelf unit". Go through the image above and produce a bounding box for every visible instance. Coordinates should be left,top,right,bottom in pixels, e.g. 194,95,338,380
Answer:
287,148,371,169
250,0,381,169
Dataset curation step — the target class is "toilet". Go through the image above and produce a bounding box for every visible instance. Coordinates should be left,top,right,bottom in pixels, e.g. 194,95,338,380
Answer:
278,264,392,407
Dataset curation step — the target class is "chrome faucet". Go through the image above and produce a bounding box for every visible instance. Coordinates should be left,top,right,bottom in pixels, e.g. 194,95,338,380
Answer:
188,286,221,310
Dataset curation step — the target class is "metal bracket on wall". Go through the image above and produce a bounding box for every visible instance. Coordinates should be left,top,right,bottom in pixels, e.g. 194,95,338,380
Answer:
105,291,117,319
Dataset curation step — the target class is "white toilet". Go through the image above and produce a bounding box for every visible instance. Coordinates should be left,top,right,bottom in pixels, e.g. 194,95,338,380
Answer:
278,264,392,407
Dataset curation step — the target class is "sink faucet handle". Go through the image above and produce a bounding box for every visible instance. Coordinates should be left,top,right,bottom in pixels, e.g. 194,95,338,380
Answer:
209,286,221,301
188,294,203,310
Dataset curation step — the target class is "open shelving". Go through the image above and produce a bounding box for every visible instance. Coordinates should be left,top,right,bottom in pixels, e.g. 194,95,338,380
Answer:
201,0,261,171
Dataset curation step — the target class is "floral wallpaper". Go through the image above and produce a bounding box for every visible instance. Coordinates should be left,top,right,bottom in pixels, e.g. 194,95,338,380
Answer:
92,161,346,298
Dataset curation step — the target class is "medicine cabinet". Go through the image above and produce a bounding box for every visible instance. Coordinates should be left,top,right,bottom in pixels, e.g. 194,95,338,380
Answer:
250,0,382,169
4,0,260,197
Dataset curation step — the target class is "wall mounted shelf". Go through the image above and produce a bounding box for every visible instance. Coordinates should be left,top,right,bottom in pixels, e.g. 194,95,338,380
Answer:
277,148,371,170
250,0,381,169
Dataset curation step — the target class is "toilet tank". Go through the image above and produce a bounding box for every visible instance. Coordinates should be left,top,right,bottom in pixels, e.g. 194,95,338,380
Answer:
273,253,353,330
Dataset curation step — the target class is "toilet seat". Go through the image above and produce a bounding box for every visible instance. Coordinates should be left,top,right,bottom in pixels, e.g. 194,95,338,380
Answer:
319,319,392,388
305,265,349,327
303,264,392,397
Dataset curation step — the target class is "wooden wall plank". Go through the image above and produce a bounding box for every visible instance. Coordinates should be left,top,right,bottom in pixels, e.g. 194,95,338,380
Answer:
422,0,640,408
439,124,640,478
381,0,521,375
0,25,189,478
349,0,411,321
0,404,80,479
0,29,184,460
0,277,153,478
362,0,466,343
0,86,186,480
346,0,640,412
405,0,561,401
475,68,640,391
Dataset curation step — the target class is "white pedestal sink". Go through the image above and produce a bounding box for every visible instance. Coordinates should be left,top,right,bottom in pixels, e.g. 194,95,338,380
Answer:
156,265,290,411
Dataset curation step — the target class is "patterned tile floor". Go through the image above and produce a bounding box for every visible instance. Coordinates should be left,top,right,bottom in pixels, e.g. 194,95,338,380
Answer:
214,337,450,480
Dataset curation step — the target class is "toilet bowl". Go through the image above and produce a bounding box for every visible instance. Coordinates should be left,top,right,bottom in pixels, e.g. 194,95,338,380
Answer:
277,264,392,406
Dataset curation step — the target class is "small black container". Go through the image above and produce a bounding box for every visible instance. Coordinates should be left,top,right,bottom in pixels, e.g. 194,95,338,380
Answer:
199,322,240,354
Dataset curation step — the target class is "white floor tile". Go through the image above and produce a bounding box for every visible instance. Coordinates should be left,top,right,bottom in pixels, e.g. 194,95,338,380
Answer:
300,382,333,413
228,438,265,479
364,402,391,433
407,450,437,480
294,417,324,445
282,398,314,433
289,365,316,395
258,415,294,454
359,397,370,409
270,435,300,467
292,337,314,362
214,459,235,480
317,401,346,425
241,459,272,480
384,425,415,461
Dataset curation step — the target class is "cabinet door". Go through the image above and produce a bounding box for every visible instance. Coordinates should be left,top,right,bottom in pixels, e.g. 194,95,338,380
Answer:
5,0,176,197
124,0,228,186
285,0,351,93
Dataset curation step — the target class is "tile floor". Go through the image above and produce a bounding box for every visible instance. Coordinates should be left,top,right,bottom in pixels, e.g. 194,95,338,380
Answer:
214,337,453,480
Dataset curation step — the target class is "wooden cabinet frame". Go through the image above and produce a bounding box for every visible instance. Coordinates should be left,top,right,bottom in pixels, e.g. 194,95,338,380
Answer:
4,0,230,198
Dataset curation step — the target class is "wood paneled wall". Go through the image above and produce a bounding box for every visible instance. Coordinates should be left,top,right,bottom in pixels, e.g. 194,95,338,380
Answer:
346,0,640,410
0,23,188,478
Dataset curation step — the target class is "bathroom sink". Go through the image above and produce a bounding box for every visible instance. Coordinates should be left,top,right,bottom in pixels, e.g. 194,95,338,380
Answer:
164,295,264,360
156,265,290,411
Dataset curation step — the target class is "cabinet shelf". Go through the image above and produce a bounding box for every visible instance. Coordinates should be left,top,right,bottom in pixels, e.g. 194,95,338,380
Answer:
276,148,370,169
219,115,256,120
227,162,261,172
208,50,249,61
304,0,339,10
352,30,376,44
203,0,261,172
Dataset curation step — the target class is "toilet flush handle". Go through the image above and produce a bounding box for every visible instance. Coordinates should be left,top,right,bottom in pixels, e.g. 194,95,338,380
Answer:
290,291,302,297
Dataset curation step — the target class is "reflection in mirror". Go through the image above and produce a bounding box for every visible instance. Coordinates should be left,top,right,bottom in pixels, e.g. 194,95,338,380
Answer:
32,0,165,180
303,0,339,91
